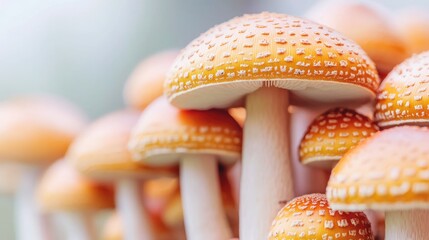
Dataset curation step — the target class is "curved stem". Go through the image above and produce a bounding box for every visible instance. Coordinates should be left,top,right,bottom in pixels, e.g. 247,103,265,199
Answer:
54,212,94,240
385,210,429,240
240,87,294,240
181,155,232,240
116,179,154,240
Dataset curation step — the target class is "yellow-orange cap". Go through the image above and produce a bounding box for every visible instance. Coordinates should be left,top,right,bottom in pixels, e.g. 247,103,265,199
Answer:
305,0,407,78
397,8,429,55
165,12,379,110
228,108,246,127
299,108,378,169
374,51,429,128
67,110,176,181
0,96,87,165
268,193,373,240
327,126,429,211
124,50,179,110
129,97,242,166
37,160,114,212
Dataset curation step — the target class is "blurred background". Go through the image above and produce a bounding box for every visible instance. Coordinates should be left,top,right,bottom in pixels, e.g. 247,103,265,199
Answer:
0,0,428,239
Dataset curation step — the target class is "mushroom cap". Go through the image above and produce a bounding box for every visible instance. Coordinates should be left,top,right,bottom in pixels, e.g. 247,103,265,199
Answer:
397,8,429,55
67,110,176,181
37,160,115,212
165,12,379,110
124,50,179,110
374,51,429,128
228,108,246,127
299,108,378,169
268,193,373,240
327,126,429,211
0,96,87,165
129,97,242,167
305,0,407,78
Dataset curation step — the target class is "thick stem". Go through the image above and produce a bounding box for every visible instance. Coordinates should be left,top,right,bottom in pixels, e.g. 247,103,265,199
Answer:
116,179,154,240
15,166,50,240
385,210,429,240
240,87,294,240
54,212,95,240
180,155,232,240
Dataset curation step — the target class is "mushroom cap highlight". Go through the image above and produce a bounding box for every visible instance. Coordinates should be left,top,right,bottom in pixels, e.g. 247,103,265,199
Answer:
37,160,115,212
67,110,176,181
375,51,429,128
327,126,429,211
305,0,407,78
124,50,179,110
165,12,379,110
0,96,87,165
299,108,378,169
268,193,373,240
129,97,242,167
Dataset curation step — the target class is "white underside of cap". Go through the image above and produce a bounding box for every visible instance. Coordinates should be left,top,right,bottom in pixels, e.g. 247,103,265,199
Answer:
302,155,341,170
330,201,429,212
168,79,375,110
377,119,429,128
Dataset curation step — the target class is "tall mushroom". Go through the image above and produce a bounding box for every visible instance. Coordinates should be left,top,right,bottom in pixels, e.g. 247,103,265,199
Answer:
67,110,176,240
0,96,87,240
327,126,429,239
129,97,242,240
164,12,380,239
37,159,115,240
305,0,407,79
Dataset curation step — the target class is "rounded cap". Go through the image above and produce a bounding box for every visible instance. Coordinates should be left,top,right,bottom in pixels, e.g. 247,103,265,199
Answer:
124,50,179,110
305,0,407,78
397,8,429,55
299,108,378,169
0,95,87,165
268,193,373,240
37,160,115,212
327,126,429,211
129,97,242,167
165,12,379,110
374,51,429,128
67,110,176,181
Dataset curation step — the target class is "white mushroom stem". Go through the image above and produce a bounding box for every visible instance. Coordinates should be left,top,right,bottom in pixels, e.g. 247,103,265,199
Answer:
15,166,50,240
385,210,429,240
54,212,95,240
180,154,232,240
116,179,154,240
240,87,294,240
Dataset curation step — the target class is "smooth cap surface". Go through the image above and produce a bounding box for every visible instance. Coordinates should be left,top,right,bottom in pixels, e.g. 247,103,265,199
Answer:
165,12,379,110
300,108,378,169
375,51,429,128
268,193,373,240
327,126,429,211
397,8,429,55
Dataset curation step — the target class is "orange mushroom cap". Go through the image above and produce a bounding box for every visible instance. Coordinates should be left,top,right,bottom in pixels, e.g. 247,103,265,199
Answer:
327,126,429,211
375,51,429,128
268,193,373,240
165,12,379,110
299,108,378,169
397,8,429,55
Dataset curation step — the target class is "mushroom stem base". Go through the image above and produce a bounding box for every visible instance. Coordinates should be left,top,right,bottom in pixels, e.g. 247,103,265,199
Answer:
385,210,429,240
181,154,232,240
240,87,294,240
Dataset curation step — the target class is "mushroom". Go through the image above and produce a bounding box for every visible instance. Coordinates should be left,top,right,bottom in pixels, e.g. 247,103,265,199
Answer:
37,159,114,240
129,97,242,240
375,51,429,128
0,163,22,195
0,96,87,240
67,110,176,240
327,126,429,239
268,193,374,239
305,0,407,78
396,8,429,55
164,12,379,239
124,50,179,110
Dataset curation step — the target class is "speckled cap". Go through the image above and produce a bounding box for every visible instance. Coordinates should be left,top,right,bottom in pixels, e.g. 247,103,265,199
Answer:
129,97,242,167
327,126,429,211
268,193,373,240
299,108,378,169
375,51,429,128
165,12,380,110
